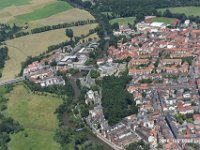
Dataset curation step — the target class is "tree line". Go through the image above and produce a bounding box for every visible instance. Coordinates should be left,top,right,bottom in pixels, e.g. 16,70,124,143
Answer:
0,19,96,42
0,47,8,78
31,20,96,34
47,27,98,52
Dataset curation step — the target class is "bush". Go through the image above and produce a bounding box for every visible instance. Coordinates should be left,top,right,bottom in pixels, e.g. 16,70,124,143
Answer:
90,70,100,78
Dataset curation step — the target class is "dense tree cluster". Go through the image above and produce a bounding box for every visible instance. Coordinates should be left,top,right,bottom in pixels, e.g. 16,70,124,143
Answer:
0,114,22,149
0,47,8,69
54,126,104,150
92,0,200,23
0,24,20,42
126,140,150,150
65,29,74,40
67,0,92,9
99,74,138,125
0,24,26,42
0,24,13,42
90,69,100,78
0,85,22,149
95,0,200,18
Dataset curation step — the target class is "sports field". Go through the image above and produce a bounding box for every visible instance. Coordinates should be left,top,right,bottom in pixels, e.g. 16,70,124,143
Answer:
158,7,200,16
5,84,62,150
1,24,98,81
15,1,73,22
151,17,177,24
109,17,136,25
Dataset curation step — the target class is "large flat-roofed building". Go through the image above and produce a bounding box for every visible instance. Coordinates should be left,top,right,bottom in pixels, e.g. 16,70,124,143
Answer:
150,22,166,28
60,55,78,63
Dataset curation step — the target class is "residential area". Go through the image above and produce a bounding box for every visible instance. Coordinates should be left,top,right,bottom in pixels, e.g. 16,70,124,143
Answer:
105,17,200,149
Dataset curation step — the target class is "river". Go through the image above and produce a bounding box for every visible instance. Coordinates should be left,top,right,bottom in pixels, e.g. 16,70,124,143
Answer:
63,112,113,150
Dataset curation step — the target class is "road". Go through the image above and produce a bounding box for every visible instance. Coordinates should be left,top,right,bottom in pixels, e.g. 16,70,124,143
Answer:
91,125,124,150
0,77,25,86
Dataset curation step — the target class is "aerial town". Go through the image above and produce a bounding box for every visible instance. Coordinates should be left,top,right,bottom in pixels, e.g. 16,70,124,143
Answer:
3,0,200,150
20,16,200,150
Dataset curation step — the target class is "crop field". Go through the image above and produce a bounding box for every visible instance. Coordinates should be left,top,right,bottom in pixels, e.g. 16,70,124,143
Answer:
15,1,73,22
109,17,136,25
0,0,94,29
0,0,31,9
1,23,98,81
158,7,200,16
0,0,54,19
5,84,62,150
33,8,95,26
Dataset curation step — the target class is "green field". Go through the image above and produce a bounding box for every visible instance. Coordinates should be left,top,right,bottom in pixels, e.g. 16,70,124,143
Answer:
158,7,200,17
5,84,62,150
152,17,177,24
0,0,31,9
109,17,136,25
15,1,73,22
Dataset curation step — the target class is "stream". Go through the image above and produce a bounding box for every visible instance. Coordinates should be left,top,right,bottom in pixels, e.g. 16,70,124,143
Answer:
63,73,113,150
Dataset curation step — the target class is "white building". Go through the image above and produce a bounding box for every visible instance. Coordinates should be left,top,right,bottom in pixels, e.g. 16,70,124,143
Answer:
150,22,166,28
40,76,65,87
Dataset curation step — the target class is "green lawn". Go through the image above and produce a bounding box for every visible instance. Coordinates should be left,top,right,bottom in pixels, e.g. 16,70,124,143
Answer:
152,17,177,24
8,129,60,150
109,17,136,25
158,7,200,17
15,1,73,22
5,84,62,150
0,86,7,96
0,0,31,9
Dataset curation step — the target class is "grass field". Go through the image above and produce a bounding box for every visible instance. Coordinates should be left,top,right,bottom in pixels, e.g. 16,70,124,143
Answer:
151,17,177,24
15,1,73,22
5,84,62,150
158,7,200,17
79,33,99,44
0,0,31,9
1,24,98,81
109,17,136,25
